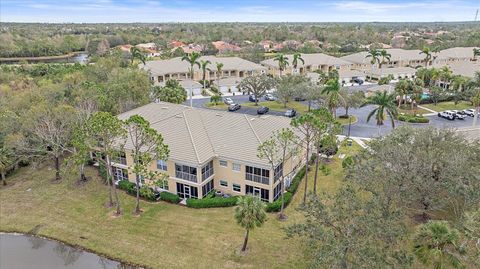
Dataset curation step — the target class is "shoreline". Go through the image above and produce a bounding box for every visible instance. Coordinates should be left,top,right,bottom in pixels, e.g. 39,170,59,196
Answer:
0,51,86,63
0,230,148,269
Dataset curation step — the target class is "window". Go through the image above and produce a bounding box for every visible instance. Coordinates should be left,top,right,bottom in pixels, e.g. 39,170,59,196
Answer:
113,168,128,181
219,160,228,167
201,160,214,181
156,160,167,171
273,181,283,201
274,162,283,182
113,152,127,165
176,182,198,199
233,184,241,192
202,180,214,198
175,163,197,182
232,163,241,172
246,185,269,202
245,165,270,185
220,180,228,187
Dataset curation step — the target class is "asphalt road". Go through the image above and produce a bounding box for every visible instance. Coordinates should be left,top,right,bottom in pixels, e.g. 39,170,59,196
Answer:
184,88,478,138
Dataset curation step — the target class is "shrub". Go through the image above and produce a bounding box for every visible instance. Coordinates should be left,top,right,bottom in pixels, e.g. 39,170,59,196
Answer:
265,192,293,212
397,114,429,123
139,185,156,201
186,196,238,208
342,156,354,168
287,166,306,194
98,163,108,182
118,180,135,191
338,114,349,119
160,192,181,204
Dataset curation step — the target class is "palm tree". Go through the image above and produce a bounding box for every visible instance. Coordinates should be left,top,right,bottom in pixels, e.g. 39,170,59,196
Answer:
292,52,304,74
130,47,146,65
378,49,391,69
0,146,15,186
234,195,267,252
321,79,345,117
273,53,289,76
413,221,464,269
361,91,398,130
181,52,201,107
439,66,453,90
473,48,480,61
199,59,211,89
395,79,409,108
215,62,224,88
420,46,432,68
365,48,380,79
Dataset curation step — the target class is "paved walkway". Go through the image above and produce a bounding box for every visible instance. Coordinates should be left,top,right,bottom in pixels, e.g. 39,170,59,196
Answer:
337,135,370,149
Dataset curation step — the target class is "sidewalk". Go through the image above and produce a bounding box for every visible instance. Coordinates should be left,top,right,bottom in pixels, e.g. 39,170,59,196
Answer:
418,105,438,116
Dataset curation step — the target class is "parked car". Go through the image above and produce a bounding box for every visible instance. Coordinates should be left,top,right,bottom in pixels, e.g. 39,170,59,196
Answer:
249,95,258,102
228,103,241,111
437,110,456,120
464,109,475,117
285,109,297,118
352,78,364,85
451,110,466,120
294,96,306,101
224,97,234,105
264,93,276,101
257,106,269,115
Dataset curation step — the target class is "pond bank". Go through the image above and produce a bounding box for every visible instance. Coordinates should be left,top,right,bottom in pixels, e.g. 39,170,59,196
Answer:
0,51,88,64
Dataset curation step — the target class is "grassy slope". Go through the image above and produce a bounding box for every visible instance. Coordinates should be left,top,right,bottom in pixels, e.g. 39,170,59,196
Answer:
422,101,473,112
0,142,363,269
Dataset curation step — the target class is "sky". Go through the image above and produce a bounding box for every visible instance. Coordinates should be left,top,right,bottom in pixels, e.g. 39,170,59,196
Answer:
1,0,479,23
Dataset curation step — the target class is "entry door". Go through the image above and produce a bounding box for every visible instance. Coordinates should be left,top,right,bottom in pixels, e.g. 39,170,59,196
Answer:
253,187,261,198
184,185,191,199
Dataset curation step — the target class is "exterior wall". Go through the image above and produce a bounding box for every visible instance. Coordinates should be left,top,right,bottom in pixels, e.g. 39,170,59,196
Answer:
265,63,352,77
152,68,265,85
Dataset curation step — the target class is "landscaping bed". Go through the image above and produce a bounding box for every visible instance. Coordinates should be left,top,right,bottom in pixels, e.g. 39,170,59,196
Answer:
422,101,473,112
397,114,430,123
243,101,309,113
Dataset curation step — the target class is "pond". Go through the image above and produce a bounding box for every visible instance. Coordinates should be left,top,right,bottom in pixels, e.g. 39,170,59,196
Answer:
0,233,138,269
0,52,89,64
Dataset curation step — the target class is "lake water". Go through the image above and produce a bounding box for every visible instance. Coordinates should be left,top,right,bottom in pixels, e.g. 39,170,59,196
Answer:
0,53,88,64
0,233,137,269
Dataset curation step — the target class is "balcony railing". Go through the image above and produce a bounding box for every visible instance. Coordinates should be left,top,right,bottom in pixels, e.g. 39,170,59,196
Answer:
246,173,269,185
202,168,214,181
175,171,197,183
112,157,127,165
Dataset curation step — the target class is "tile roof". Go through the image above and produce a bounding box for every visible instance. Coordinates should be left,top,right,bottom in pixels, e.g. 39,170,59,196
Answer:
431,61,480,78
341,49,425,65
435,47,478,60
117,102,296,167
261,53,352,68
369,67,417,76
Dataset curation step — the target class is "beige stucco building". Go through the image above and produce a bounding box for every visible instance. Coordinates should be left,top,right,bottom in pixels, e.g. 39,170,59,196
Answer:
111,102,303,203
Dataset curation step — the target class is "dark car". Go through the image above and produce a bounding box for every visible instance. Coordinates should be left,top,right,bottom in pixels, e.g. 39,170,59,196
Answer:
352,78,364,85
285,109,297,118
294,96,306,101
228,103,241,111
249,95,258,102
257,106,269,115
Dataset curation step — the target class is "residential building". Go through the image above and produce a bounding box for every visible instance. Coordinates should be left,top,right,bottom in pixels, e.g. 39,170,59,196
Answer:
261,53,352,76
432,47,479,65
341,49,426,70
141,56,266,95
112,102,304,202
431,61,480,78
365,67,417,81
212,41,242,53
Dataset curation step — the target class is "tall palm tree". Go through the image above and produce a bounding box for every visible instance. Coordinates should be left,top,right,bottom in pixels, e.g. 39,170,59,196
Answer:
378,49,391,69
199,59,211,89
439,66,453,90
361,91,398,130
130,47,146,65
215,62,224,88
273,53,289,76
234,195,267,252
473,48,480,61
395,79,409,107
365,48,380,80
321,79,345,117
292,52,305,74
181,52,201,107
414,221,464,269
420,46,432,68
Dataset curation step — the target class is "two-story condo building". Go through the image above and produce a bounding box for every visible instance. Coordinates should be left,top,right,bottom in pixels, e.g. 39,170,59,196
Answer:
112,102,303,203
261,53,353,76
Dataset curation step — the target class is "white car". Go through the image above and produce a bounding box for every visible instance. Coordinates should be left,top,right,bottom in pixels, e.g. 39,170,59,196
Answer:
264,93,276,101
464,109,475,117
437,110,456,120
224,97,234,105
451,110,466,120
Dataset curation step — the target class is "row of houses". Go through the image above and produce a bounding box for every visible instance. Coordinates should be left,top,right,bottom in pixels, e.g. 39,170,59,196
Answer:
141,47,479,96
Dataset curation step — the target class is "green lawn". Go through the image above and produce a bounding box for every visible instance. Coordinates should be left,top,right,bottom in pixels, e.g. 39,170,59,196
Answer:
243,101,310,113
0,141,363,269
422,101,473,112
336,115,358,125
397,105,431,115
204,102,229,110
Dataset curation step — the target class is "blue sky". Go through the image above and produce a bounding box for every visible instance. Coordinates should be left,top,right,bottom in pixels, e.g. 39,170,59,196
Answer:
1,0,479,23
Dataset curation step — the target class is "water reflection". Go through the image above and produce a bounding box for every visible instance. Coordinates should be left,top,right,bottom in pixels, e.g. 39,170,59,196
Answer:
53,243,83,266
28,234,47,249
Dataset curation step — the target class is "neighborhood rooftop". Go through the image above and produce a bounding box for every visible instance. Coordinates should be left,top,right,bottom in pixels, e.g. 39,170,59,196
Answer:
261,53,352,68
340,49,426,65
117,102,295,167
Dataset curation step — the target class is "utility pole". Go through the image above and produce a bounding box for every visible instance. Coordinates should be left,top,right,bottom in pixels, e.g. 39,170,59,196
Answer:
475,9,479,22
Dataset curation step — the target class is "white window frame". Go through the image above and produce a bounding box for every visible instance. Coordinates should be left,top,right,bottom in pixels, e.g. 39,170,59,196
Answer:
219,180,228,187
156,159,167,171
232,183,241,193
232,163,241,172
219,160,228,167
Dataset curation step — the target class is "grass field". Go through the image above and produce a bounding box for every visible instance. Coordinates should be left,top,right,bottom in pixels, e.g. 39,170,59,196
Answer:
422,101,473,112
397,105,431,115
204,102,229,110
336,115,358,125
243,101,309,113
0,142,363,269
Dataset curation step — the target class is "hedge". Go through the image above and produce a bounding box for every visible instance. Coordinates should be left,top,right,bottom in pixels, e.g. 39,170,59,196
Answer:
266,192,293,212
398,114,429,123
160,192,181,204
286,165,306,194
186,196,239,208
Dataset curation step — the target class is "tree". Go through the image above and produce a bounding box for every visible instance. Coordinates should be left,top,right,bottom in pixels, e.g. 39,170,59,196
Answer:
361,91,398,130
378,74,394,85
395,79,409,107
287,185,410,269
238,74,276,106
124,115,169,214
346,126,480,221
214,62,224,88
273,53,289,76
450,75,469,105
234,195,267,252
257,128,297,219
321,79,344,117
153,79,187,104
275,74,309,108
420,46,432,68
339,89,364,117
87,112,126,214
199,59,211,89
472,48,480,61
210,94,222,105
291,112,322,204
0,146,15,186
365,48,380,78
378,49,391,69
129,47,146,65
181,52,201,106
413,221,465,269
291,52,304,72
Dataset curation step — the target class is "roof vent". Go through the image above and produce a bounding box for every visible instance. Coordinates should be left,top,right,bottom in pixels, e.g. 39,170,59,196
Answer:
161,107,168,109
